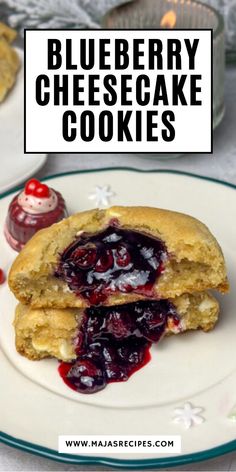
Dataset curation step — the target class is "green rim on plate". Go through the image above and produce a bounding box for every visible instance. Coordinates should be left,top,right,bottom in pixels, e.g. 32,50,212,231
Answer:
1,167,236,469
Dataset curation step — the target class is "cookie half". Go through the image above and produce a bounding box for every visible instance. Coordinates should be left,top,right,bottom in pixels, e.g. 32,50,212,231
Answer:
14,292,219,362
9,207,229,308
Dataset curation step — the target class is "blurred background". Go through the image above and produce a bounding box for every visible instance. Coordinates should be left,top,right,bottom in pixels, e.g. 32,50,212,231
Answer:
0,0,235,61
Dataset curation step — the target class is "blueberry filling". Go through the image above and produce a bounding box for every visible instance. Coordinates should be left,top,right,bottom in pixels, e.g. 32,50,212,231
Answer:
58,299,179,394
55,226,168,305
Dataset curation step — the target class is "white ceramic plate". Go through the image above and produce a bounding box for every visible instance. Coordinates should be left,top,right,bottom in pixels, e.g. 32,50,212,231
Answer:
0,48,46,193
0,169,236,468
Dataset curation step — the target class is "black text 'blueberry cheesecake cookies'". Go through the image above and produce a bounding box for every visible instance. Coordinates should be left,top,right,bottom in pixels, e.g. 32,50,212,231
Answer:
8,206,229,394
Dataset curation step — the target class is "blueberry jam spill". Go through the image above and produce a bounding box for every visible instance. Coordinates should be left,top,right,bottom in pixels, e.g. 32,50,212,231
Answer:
58,299,179,394
55,226,168,305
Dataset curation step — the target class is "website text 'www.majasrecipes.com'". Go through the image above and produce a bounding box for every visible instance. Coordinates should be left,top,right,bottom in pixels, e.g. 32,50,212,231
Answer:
58,435,181,454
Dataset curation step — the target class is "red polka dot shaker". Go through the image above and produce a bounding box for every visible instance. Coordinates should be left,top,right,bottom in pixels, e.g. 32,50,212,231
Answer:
4,178,68,251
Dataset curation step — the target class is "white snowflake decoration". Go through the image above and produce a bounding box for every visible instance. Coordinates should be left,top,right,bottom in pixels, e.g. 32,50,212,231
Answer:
172,402,205,429
228,405,236,422
88,185,115,207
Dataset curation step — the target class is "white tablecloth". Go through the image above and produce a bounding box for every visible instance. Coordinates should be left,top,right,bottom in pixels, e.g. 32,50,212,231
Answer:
1,65,236,471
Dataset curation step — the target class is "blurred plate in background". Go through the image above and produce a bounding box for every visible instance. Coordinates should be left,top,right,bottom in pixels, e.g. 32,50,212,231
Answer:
0,48,46,194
